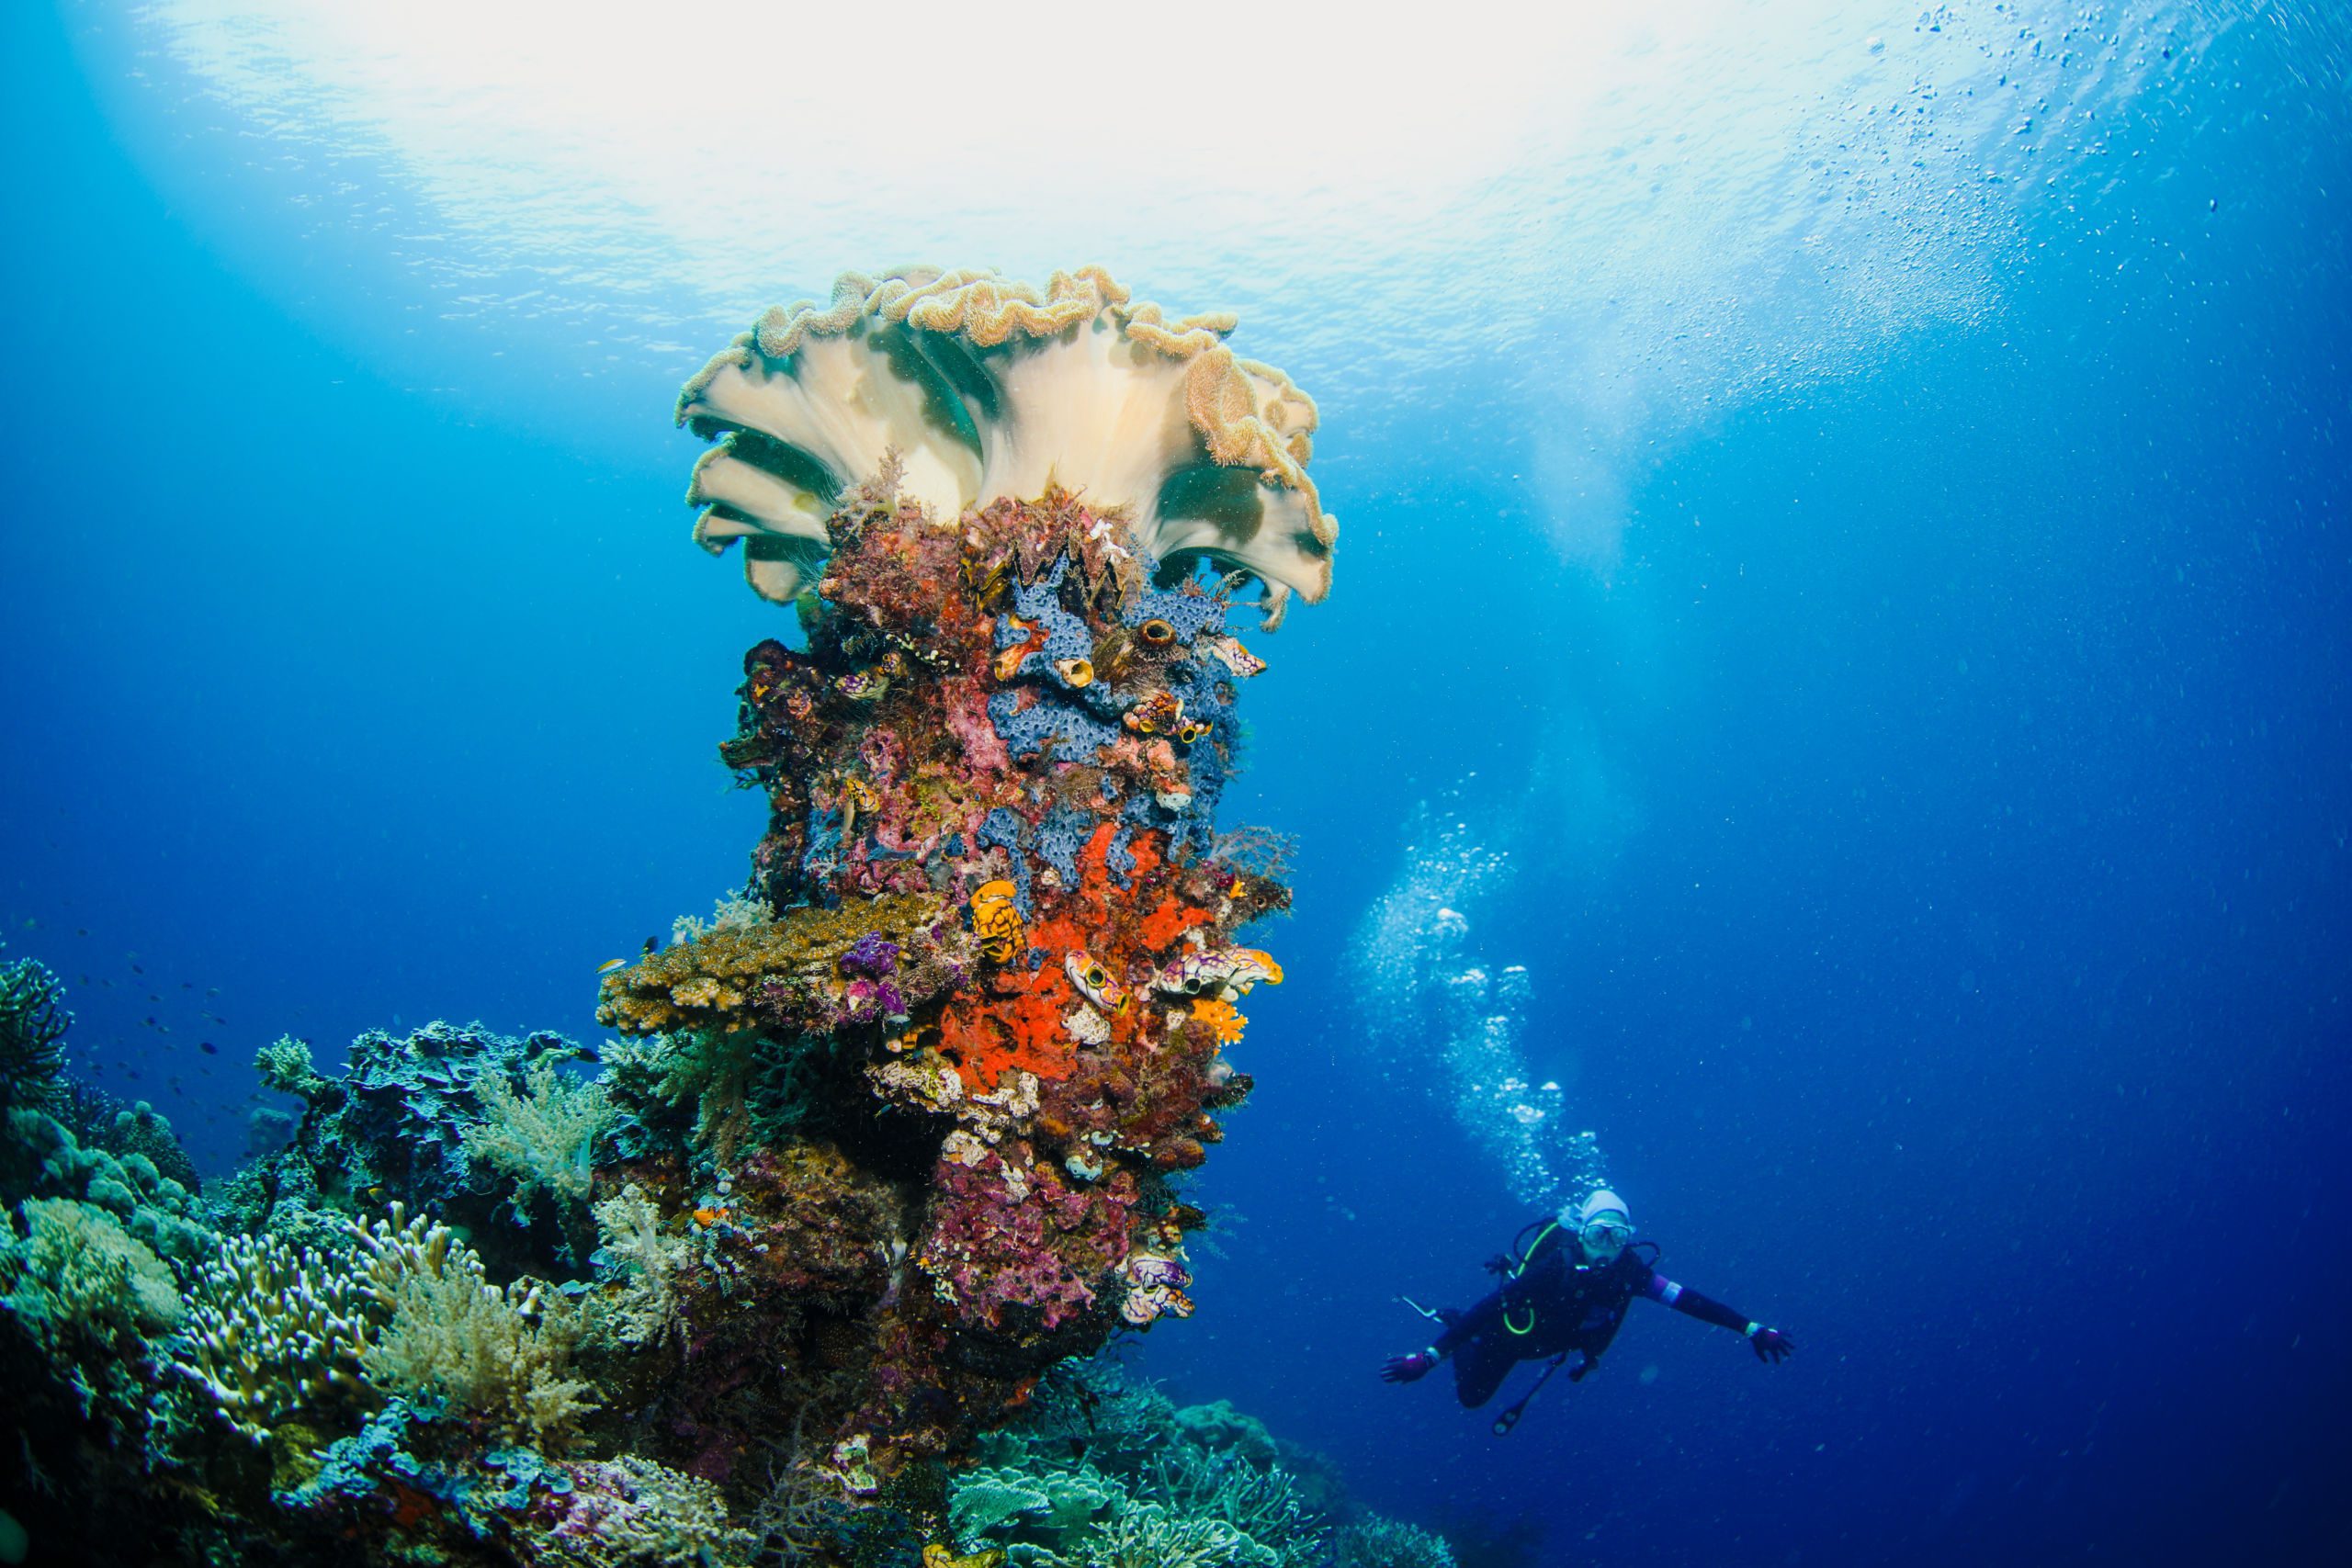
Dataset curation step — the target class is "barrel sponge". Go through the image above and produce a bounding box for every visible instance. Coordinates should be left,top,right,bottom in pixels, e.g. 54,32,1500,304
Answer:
675,266,1337,623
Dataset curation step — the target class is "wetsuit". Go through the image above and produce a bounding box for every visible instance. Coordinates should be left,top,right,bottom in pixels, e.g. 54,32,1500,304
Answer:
1432,1235,1762,1408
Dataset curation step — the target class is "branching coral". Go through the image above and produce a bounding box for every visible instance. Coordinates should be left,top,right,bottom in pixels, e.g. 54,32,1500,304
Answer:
1188,998,1247,1045
1081,1501,1274,1568
677,267,1335,626
255,1032,331,1101
670,888,772,945
174,1229,373,1446
354,1208,596,1449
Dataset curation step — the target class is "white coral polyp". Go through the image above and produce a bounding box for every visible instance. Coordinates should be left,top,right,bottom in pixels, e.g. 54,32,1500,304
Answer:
676,266,1336,626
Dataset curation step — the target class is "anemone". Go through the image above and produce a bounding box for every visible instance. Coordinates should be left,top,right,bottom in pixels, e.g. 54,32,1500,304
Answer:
676,266,1337,626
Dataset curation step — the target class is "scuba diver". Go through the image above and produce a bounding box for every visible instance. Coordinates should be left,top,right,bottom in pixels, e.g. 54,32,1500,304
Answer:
1380,1190,1794,1435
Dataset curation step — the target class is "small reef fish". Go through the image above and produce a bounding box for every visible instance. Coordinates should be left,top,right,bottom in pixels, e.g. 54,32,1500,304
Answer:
597,958,628,976
1156,947,1284,1001
1064,950,1131,1016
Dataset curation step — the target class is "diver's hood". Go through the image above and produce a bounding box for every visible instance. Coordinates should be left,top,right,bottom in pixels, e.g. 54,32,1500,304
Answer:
1576,1189,1631,1228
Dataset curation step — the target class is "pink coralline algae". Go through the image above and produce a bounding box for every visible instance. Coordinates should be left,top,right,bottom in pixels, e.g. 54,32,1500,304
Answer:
921,1151,1140,1333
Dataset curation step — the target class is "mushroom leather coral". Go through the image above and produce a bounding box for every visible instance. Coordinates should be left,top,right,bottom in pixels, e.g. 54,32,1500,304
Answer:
677,267,1336,626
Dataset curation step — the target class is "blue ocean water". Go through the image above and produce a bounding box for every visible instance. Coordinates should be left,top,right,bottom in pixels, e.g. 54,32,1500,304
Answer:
3,2,2346,1562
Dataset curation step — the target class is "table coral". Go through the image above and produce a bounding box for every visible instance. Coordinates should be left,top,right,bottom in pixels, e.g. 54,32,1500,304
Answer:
596,893,956,1039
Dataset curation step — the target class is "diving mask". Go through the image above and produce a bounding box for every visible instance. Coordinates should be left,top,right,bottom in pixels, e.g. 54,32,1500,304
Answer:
1578,1213,1633,1261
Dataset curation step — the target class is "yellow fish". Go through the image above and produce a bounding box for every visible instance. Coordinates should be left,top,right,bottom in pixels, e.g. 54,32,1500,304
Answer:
597,958,628,976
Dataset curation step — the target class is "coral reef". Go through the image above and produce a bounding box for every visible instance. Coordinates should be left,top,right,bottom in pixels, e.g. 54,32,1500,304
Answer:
247,1021,607,1274
282,1399,755,1567
0,267,1343,1564
947,1361,1453,1568
582,468,1303,1480
1333,1517,1461,1568
570,271,1321,1497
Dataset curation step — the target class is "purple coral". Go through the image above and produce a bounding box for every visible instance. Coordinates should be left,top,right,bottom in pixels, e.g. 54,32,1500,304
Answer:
838,933,907,1021
839,932,900,977
842,977,907,1024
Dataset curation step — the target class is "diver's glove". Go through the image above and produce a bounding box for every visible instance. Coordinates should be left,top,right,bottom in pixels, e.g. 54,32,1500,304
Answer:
1747,1325,1794,1364
1381,1348,1440,1383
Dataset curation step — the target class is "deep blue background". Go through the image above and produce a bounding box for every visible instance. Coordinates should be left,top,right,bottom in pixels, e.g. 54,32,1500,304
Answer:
4,4,2346,1563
